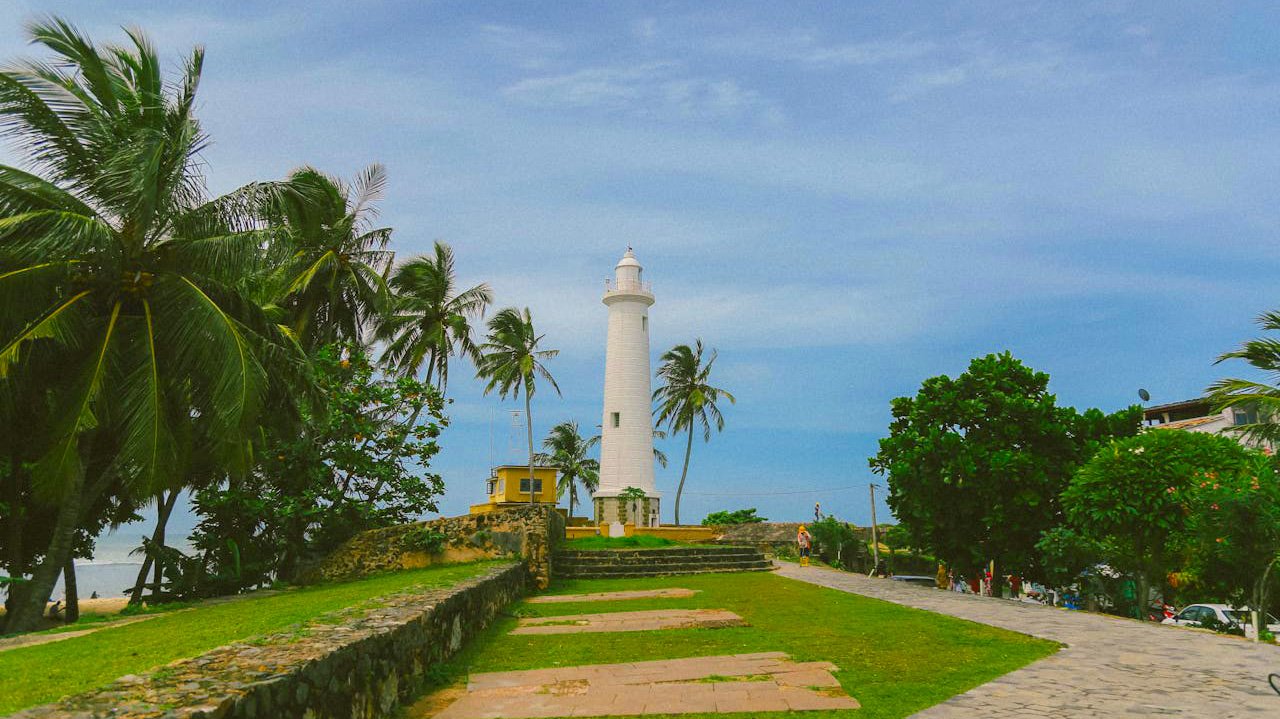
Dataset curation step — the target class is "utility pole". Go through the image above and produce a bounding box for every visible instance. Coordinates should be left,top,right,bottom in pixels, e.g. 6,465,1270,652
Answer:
868,483,881,577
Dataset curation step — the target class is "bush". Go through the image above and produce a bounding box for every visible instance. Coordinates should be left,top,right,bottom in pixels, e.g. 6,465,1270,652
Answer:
403,527,448,554
702,508,767,525
808,518,865,571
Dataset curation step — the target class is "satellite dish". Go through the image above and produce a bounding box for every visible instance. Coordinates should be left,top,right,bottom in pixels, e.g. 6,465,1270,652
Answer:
1138,388,1151,402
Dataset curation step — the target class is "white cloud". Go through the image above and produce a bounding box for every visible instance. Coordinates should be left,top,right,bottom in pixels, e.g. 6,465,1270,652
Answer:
500,62,781,124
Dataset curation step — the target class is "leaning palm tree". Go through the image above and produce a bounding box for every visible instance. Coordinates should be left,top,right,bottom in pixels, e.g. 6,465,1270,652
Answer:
476,308,559,505
271,165,394,349
536,421,599,518
0,19,294,631
1208,310,1280,446
377,241,492,391
653,340,735,525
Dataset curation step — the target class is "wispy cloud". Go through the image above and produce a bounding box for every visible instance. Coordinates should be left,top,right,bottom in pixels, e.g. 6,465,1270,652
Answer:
501,62,780,124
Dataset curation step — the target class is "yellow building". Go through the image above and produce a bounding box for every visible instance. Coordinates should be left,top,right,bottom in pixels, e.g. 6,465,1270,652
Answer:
469,465,559,514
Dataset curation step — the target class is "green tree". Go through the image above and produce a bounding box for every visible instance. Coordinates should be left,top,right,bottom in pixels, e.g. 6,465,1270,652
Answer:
190,345,447,592
1062,430,1256,620
701,508,766,525
653,340,735,526
377,241,492,391
476,308,559,505
868,352,1139,584
536,421,599,518
0,19,293,632
1184,451,1280,639
271,165,394,349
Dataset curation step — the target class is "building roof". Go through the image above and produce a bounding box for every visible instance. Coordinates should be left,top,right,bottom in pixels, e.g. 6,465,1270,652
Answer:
1151,416,1220,430
1143,397,1210,414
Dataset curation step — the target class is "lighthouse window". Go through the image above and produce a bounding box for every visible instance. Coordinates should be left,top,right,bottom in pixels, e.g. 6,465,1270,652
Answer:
611,412,621,428
641,316,647,331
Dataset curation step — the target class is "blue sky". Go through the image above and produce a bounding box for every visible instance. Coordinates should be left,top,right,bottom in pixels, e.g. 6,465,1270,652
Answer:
4,1,1280,555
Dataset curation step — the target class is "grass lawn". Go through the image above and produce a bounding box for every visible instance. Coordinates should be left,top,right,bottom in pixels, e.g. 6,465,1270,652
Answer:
562,535,685,549
417,570,1058,719
0,560,502,714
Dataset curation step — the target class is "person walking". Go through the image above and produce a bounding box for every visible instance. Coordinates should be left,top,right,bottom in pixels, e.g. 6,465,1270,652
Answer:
797,525,812,567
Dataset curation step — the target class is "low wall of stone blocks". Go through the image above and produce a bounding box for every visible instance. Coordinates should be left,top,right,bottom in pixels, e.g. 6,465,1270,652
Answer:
14,561,526,719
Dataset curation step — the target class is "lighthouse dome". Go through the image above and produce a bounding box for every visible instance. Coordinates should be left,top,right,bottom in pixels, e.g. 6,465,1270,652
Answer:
616,248,641,269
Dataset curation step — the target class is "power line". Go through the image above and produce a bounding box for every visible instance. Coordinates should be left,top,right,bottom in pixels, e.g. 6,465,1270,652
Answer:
678,484,864,497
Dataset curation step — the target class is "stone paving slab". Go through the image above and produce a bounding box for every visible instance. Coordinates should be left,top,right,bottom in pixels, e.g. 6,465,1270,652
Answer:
775,562,1280,718
526,588,700,604
511,608,744,635
432,653,858,718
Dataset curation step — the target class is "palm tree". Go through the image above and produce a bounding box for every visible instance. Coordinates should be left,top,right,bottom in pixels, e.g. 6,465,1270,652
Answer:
0,19,293,631
1208,310,1280,446
476,308,559,505
377,241,492,391
271,164,394,349
536,422,599,518
653,340,735,525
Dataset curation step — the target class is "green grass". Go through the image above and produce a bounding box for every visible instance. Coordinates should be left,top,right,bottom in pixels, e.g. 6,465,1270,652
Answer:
419,570,1058,719
562,535,685,549
0,560,501,714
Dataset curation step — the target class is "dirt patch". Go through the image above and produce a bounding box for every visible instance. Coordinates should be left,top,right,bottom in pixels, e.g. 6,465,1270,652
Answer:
526,588,699,604
420,652,859,718
511,608,745,635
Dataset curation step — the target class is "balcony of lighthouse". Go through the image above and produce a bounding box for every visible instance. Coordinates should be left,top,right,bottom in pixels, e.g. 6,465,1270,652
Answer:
603,277,654,301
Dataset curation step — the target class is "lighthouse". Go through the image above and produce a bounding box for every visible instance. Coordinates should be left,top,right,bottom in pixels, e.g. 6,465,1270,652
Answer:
594,248,660,527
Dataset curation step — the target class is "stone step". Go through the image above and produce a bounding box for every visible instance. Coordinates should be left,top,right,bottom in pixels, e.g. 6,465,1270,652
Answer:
555,547,761,560
556,563,775,579
555,556,769,569
552,545,771,579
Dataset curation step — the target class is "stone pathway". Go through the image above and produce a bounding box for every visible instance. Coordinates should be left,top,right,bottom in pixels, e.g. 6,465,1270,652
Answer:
775,562,1280,717
0,614,158,653
511,608,744,635
525,588,699,604
431,652,859,718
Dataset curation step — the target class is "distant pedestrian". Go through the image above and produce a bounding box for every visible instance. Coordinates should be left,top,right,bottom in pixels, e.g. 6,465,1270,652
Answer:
814,503,821,522
797,525,812,566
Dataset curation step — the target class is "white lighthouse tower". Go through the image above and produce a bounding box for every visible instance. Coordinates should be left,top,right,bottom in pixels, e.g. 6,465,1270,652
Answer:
594,248,660,527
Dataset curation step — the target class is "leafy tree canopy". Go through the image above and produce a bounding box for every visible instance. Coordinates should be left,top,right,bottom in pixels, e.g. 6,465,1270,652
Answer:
869,351,1139,579
701,508,766,525
1062,429,1257,616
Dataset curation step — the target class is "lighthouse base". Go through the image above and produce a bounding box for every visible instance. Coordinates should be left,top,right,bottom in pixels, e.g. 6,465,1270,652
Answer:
592,493,661,527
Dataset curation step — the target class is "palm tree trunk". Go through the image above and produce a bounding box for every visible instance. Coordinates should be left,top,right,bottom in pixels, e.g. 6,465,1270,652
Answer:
62,556,78,623
130,490,179,604
4,476,85,633
4,455,25,617
674,426,694,526
525,392,536,506
569,481,577,518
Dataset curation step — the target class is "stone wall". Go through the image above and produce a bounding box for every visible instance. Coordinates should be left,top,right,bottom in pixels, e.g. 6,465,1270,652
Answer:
305,504,564,590
15,562,526,719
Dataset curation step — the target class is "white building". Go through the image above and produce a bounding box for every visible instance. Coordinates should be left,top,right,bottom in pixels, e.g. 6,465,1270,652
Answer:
593,248,660,527
1144,397,1273,452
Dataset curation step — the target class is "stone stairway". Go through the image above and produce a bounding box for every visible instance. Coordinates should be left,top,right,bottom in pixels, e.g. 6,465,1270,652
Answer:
553,546,773,579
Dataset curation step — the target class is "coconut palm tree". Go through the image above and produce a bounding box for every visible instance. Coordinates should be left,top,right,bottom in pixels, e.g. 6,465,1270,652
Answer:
0,19,293,631
476,308,559,505
537,421,599,518
1208,310,1280,446
271,165,394,349
377,241,492,391
653,340,735,525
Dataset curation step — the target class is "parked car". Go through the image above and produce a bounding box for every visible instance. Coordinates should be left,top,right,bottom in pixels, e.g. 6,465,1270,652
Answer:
1162,603,1280,639
890,575,937,588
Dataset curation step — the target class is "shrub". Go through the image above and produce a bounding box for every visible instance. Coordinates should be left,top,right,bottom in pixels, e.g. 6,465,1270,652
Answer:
403,527,448,554
702,508,767,525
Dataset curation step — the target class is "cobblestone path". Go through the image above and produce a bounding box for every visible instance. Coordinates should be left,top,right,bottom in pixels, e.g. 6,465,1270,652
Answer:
775,562,1280,717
